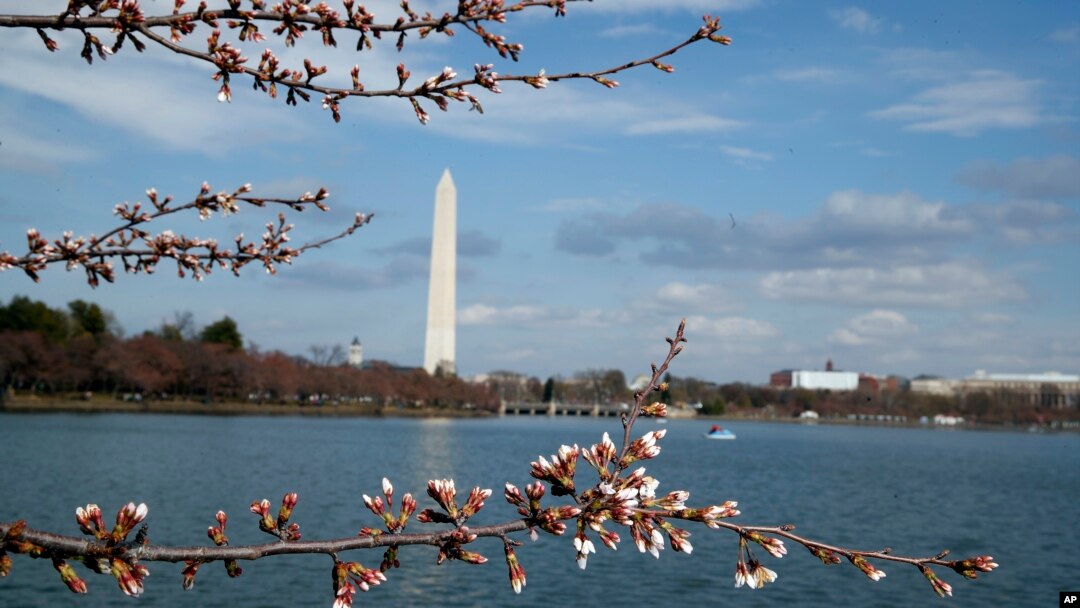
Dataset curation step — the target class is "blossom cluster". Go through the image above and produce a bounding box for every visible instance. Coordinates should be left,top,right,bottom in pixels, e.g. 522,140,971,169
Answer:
362,477,417,534
250,492,301,540
1,182,372,285
70,503,150,596
416,478,492,528
332,559,387,608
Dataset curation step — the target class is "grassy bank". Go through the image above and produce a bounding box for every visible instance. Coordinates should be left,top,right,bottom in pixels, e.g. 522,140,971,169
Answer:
0,395,493,418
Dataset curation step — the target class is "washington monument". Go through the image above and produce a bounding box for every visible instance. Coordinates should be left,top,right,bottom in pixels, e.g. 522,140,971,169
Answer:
424,169,456,376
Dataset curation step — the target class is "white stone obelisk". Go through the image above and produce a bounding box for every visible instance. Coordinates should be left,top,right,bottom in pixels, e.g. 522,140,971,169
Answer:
424,169,456,376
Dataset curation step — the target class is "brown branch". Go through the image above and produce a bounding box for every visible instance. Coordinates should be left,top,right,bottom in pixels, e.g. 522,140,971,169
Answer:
617,318,685,469
0,519,529,563
0,3,731,123
0,2,586,35
717,521,952,567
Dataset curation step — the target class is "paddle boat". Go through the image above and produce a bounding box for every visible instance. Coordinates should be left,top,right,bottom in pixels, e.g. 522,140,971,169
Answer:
704,424,736,440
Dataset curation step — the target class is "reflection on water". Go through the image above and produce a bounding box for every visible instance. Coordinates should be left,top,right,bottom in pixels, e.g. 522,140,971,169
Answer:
0,414,1076,607
413,418,457,484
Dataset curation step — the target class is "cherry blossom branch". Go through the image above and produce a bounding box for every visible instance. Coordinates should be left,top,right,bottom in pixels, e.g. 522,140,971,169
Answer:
617,318,685,466
0,182,373,285
0,2,731,123
0,517,531,563
0,323,998,604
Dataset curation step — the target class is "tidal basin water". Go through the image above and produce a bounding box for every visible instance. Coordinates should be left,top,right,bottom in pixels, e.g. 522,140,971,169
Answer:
0,414,1077,607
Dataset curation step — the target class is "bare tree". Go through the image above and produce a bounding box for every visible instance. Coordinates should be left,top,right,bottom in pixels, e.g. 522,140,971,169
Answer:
308,344,347,367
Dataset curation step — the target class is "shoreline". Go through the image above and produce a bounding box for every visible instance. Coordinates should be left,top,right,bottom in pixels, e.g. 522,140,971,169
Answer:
2,398,1075,433
699,413,1079,434
0,397,492,418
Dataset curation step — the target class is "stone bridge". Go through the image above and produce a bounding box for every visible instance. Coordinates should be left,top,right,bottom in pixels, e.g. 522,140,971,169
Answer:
499,401,630,417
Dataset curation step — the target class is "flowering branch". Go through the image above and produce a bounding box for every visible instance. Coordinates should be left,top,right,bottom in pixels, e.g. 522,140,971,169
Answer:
0,182,373,285
0,322,997,603
0,1,731,123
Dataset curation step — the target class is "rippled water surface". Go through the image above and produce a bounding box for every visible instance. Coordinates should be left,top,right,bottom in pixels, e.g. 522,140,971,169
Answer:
1,413,1077,607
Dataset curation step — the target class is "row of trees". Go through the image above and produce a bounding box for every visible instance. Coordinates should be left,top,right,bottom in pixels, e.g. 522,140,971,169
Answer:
694,382,1065,426
3,295,1059,423
0,296,495,410
481,366,1065,425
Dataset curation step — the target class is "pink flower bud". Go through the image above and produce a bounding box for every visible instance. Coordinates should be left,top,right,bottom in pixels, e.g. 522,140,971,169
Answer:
362,494,384,516
504,544,526,593
53,558,88,594
181,560,199,590
849,555,886,581
456,550,488,565
277,493,298,527
109,558,147,597
920,565,952,597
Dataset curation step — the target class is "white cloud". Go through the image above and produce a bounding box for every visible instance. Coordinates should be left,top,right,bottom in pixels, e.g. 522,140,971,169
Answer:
859,147,896,158
829,310,917,346
581,0,763,13
459,304,549,325
760,262,1026,307
963,199,1079,245
956,155,1080,200
423,85,744,145
0,30,296,154
773,67,842,82
720,145,773,163
830,7,882,34
626,115,745,136
0,124,94,171
935,329,1003,350
600,24,664,38
278,256,429,291
879,48,969,82
819,190,970,233
536,197,611,214
555,189,990,270
829,328,870,346
458,303,628,328
850,309,918,336
1049,24,1080,43
685,315,780,339
973,312,1014,325
647,282,743,315
869,70,1042,136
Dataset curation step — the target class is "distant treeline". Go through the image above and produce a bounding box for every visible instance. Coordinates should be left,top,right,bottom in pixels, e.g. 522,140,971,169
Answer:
495,370,1064,426
0,296,496,410
671,378,1065,426
0,296,1062,424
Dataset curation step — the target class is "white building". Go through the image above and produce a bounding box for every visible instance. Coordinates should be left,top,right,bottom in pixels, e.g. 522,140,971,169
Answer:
910,377,956,396
910,370,1080,409
348,337,363,368
791,370,859,391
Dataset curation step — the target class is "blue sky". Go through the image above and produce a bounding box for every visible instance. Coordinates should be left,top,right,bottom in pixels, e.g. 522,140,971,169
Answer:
1,0,1078,383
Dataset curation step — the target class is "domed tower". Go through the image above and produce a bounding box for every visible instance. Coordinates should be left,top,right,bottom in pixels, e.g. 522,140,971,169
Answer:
348,336,363,368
